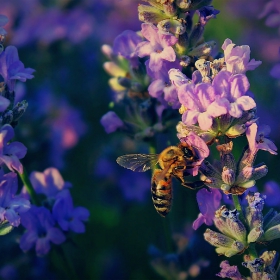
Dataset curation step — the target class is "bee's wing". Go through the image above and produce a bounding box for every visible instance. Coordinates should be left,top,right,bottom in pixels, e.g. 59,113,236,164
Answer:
116,154,159,172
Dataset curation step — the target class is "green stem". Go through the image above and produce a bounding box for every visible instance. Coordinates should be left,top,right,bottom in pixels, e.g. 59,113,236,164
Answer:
17,167,39,206
232,195,245,223
232,195,258,259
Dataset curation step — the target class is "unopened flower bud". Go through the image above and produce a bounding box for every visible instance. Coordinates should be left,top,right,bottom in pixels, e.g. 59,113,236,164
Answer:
225,124,246,138
242,258,264,273
204,228,235,248
12,100,28,122
247,226,263,243
103,62,126,77
261,225,280,241
222,167,235,186
176,0,191,10
2,110,13,124
180,55,191,67
157,19,186,35
188,40,216,56
163,2,177,17
101,44,113,59
260,251,277,267
108,77,126,92
168,68,190,87
138,5,167,24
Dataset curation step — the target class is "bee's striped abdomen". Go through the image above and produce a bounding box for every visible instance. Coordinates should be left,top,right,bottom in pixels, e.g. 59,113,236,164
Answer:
151,169,172,217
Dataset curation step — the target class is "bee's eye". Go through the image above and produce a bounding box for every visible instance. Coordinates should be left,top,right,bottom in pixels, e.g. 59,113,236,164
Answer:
184,148,193,158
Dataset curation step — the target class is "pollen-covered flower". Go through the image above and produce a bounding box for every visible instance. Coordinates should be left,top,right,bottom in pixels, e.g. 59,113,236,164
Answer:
221,38,262,74
136,23,177,72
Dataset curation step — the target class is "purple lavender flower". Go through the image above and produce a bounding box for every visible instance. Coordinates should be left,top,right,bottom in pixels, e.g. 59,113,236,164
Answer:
246,123,277,155
177,76,228,130
52,189,89,233
222,38,262,74
28,167,72,198
100,111,124,133
0,124,27,174
0,172,30,228
198,6,220,26
212,70,256,118
136,23,177,72
113,30,143,67
193,188,222,230
0,46,35,92
147,62,182,109
0,15,8,36
263,181,280,207
216,260,242,279
20,206,66,256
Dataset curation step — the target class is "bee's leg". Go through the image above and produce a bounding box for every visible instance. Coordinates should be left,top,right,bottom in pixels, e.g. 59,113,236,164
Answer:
181,180,205,190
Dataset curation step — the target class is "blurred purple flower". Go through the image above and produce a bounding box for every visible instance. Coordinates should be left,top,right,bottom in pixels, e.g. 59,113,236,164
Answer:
263,181,280,207
0,14,8,35
20,206,66,256
136,23,177,72
259,0,280,31
100,111,124,134
28,167,72,198
113,30,142,67
0,124,27,174
119,171,150,202
216,260,242,279
0,46,35,92
0,172,30,227
53,189,89,233
222,38,262,74
193,188,222,230
246,123,277,155
270,62,280,79
34,89,87,168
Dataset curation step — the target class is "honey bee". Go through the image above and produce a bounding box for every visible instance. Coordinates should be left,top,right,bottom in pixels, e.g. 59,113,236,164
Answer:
116,142,205,217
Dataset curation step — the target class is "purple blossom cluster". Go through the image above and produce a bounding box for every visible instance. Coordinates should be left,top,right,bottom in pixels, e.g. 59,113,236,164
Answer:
0,13,90,265
101,0,280,279
20,168,89,256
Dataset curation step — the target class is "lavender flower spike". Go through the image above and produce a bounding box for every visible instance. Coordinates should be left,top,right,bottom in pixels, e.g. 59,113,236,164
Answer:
20,206,66,256
0,46,35,92
53,189,90,233
0,124,27,174
136,23,177,72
